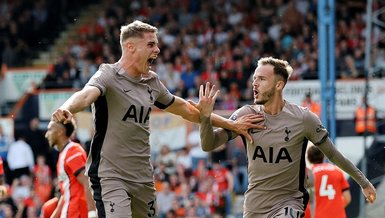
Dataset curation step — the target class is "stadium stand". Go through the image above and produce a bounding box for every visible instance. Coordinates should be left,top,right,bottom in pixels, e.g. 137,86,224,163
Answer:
0,0,384,217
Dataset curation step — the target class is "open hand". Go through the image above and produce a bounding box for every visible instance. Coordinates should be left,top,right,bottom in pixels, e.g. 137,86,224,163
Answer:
196,82,220,117
234,114,266,143
362,182,376,203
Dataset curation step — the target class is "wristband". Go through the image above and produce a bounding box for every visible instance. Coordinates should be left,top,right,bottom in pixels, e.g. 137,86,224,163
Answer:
88,211,97,218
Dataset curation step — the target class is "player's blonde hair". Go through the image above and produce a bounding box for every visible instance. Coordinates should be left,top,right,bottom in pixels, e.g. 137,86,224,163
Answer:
257,57,293,84
120,20,158,46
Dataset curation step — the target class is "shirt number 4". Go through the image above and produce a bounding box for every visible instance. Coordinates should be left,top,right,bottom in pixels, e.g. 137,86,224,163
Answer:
319,175,336,200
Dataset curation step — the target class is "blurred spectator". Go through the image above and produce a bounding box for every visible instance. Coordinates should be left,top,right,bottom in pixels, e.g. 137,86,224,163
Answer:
157,182,176,217
195,177,222,215
229,142,248,195
0,124,13,174
7,134,34,181
180,61,199,91
156,145,177,175
11,176,32,209
208,162,234,216
24,118,50,163
354,95,377,135
32,155,52,205
187,130,208,170
301,58,318,80
0,125,13,162
176,146,192,171
168,174,181,194
302,92,321,118
0,202,15,218
192,160,209,185
0,157,8,202
154,162,170,186
190,195,211,217
218,92,238,110
281,1,304,36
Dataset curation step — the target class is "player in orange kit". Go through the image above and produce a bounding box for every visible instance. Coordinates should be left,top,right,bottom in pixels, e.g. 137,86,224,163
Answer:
307,145,351,218
42,119,96,218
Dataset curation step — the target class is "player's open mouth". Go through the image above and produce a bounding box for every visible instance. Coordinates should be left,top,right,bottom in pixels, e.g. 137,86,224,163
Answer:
253,89,259,97
148,58,155,69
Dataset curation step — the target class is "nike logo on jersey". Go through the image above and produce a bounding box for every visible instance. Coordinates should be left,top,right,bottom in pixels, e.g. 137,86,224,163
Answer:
123,89,131,93
250,129,261,134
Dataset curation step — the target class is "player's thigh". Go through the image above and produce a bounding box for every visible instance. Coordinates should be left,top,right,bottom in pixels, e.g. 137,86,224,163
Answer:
130,182,157,218
274,206,304,218
101,178,132,218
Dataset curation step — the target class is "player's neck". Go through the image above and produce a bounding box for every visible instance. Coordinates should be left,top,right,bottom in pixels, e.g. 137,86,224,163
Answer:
263,96,284,115
56,138,71,152
118,57,142,78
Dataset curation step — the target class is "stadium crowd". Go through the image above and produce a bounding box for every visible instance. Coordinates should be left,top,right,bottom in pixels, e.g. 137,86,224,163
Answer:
0,0,385,217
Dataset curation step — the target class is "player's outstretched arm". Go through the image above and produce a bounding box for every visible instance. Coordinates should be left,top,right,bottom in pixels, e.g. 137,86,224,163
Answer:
317,137,376,203
51,86,101,124
198,82,231,151
165,82,265,142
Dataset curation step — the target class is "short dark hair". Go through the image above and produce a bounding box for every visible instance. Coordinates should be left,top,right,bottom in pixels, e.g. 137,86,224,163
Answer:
307,146,324,164
62,121,75,137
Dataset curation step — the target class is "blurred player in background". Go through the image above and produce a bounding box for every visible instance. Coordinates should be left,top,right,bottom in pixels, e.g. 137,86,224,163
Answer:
307,145,351,218
196,57,376,218
51,20,264,218
42,120,96,218
0,157,7,200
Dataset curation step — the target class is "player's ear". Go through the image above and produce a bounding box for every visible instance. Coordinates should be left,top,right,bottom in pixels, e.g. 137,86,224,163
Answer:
124,40,135,53
276,80,285,91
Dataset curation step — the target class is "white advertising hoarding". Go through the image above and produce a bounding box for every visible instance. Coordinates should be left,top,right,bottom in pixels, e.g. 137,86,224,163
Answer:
2,68,48,101
284,79,385,119
149,111,187,152
38,90,76,120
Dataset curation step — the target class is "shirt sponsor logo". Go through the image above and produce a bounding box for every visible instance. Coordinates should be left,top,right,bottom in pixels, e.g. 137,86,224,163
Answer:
122,105,151,123
252,146,293,163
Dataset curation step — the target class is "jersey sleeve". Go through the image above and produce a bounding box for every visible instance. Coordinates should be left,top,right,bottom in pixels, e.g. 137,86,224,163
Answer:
152,72,175,109
86,64,111,96
303,109,329,145
229,105,256,121
338,168,350,191
65,146,87,176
